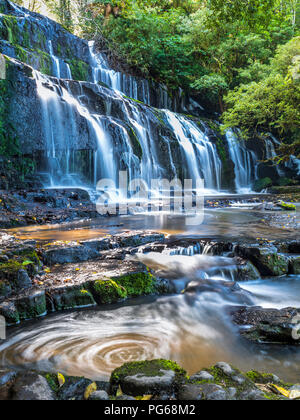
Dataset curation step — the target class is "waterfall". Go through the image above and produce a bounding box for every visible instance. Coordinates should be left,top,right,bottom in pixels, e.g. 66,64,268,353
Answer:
226,130,258,194
88,41,171,108
164,111,222,192
0,1,263,198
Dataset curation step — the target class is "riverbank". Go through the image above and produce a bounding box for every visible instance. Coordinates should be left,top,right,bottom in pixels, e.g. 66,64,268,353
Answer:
1,359,299,400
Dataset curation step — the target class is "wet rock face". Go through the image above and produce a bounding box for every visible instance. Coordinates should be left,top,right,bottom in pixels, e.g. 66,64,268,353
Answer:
0,369,17,400
232,306,300,345
235,245,289,277
290,256,300,275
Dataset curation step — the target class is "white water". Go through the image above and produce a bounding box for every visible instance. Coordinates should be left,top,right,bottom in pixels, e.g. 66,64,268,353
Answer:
226,130,258,193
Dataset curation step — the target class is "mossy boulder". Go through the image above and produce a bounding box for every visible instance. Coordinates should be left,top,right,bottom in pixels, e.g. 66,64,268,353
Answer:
277,201,296,211
0,301,20,325
110,359,187,397
112,271,156,297
235,245,289,277
15,289,46,321
253,177,272,192
237,261,260,281
93,279,127,304
185,362,287,400
92,271,157,304
47,285,96,311
289,256,300,275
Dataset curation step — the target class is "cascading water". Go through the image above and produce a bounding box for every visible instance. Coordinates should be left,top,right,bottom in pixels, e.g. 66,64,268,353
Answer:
164,111,222,192
226,130,258,193
88,41,171,109
2,1,263,197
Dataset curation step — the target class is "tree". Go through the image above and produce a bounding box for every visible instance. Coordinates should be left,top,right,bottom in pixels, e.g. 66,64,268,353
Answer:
222,37,300,161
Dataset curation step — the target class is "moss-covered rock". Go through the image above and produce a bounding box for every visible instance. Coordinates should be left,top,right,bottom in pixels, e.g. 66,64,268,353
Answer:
0,301,20,325
237,261,260,281
277,201,296,211
112,271,156,297
289,256,300,275
93,279,127,304
235,245,289,277
47,285,96,311
110,359,187,397
15,289,46,321
253,177,272,192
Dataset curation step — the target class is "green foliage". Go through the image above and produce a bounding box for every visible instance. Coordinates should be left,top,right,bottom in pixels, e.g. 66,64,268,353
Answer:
223,37,300,161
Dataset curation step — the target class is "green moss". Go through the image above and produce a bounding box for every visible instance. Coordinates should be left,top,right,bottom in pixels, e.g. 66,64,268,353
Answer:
1,15,20,45
0,260,23,277
123,95,145,105
44,373,60,394
246,370,277,384
126,125,143,159
65,58,89,81
278,201,296,211
93,279,127,304
114,272,155,297
253,177,273,192
215,137,227,165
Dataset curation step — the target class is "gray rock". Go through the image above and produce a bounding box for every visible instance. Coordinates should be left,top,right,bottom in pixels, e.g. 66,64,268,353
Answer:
12,373,55,400
289,256,300,275
89,390,109,400
177,384,203,400
116,395,136,401
215,362,235,376
16,269,32,290
44,245,99,265
190,371,214,382
47,284,96,311
228,387,237,399
0,301,20,325
232,306,300,345
240,389,267,401
122,370,176,397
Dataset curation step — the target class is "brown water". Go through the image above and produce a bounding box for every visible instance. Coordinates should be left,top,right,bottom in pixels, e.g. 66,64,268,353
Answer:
1,277,300,382
1,206,300,383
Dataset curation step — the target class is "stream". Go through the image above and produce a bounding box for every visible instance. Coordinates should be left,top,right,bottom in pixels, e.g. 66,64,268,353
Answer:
1,205,300,383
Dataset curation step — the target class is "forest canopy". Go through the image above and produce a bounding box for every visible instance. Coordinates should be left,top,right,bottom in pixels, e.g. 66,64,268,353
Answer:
14,0,300,160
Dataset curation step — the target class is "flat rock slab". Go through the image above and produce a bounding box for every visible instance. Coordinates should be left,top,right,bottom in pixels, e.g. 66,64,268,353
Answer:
232,306,300,345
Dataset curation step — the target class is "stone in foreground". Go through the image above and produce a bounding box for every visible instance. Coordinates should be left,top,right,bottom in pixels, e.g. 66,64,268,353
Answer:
110,359,187,397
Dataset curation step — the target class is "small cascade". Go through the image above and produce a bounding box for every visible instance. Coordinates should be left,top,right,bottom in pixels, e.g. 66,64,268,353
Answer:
265,136,286,177
47,40,73,80
33,70,117,187
226,130,258,194
164,111,222,192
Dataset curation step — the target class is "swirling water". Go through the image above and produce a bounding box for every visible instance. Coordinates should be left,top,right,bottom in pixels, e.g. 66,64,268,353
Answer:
1,275,300,382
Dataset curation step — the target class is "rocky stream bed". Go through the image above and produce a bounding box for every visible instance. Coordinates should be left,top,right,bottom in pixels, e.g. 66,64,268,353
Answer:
0,188,299,400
